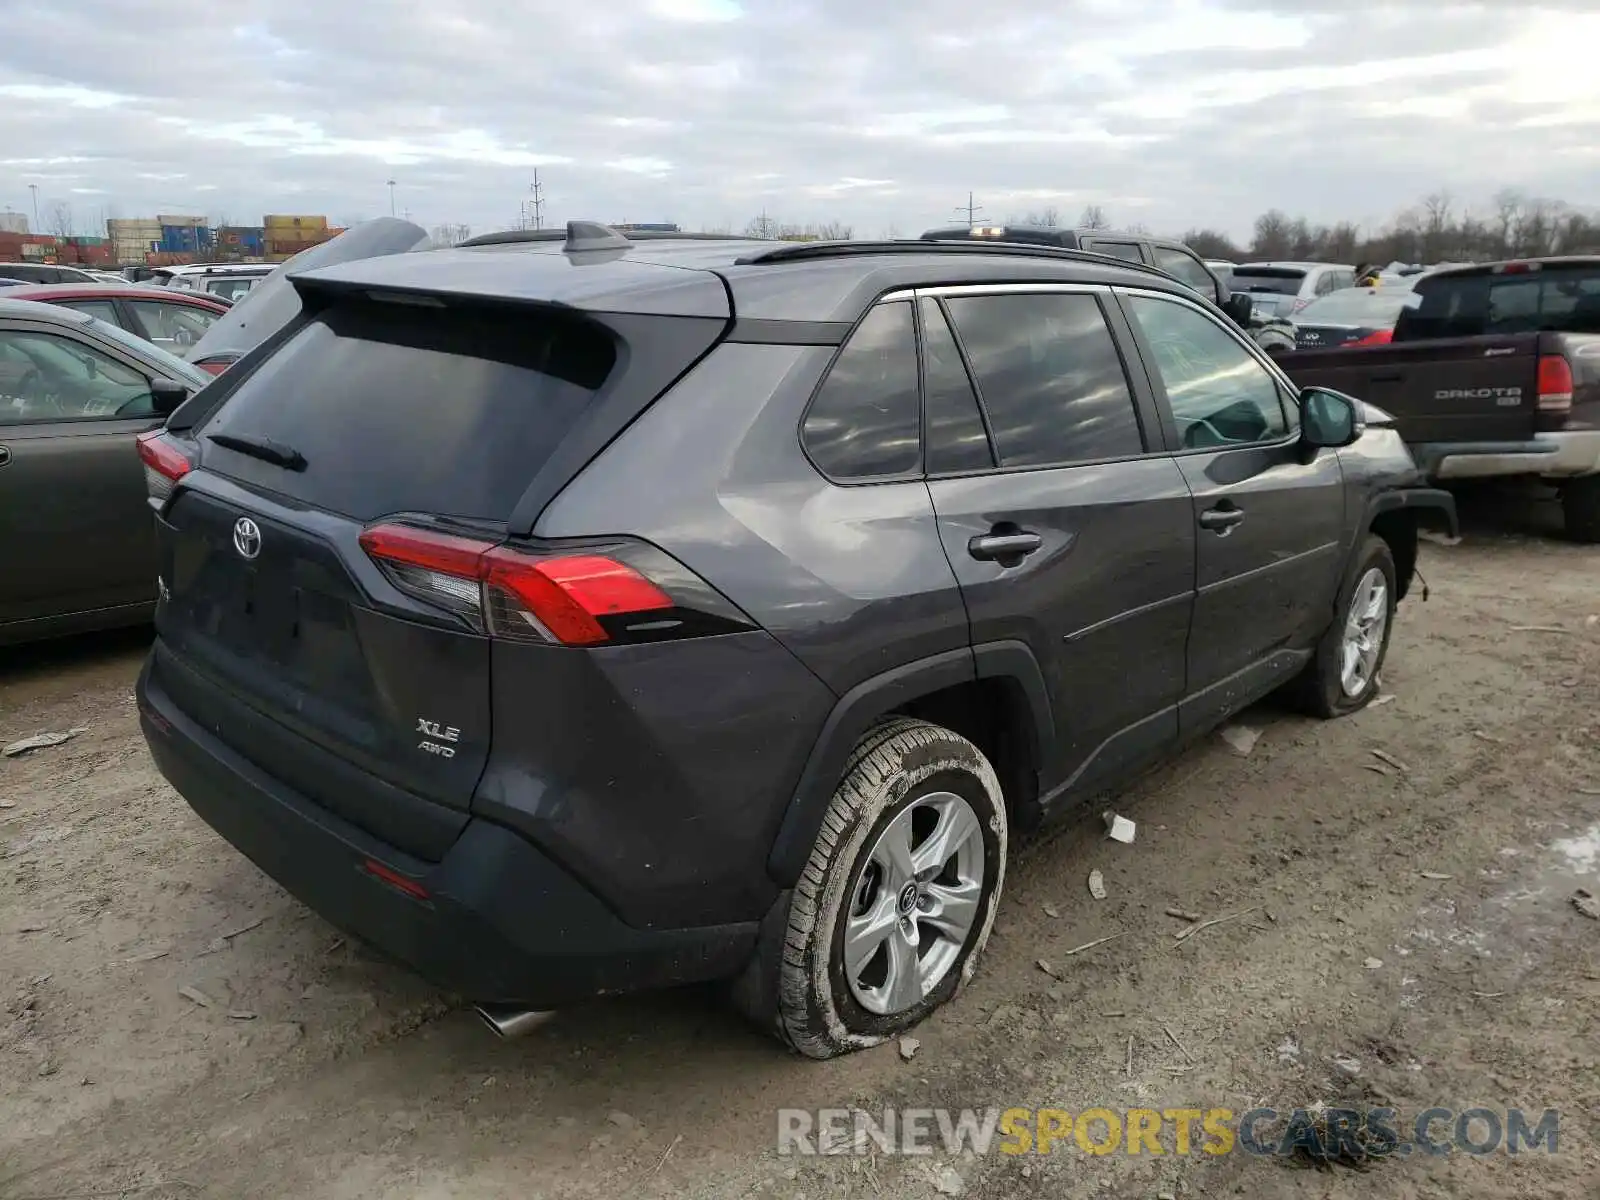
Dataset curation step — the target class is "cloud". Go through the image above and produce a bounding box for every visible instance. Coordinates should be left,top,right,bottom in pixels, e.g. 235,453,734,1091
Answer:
0,0,1594,240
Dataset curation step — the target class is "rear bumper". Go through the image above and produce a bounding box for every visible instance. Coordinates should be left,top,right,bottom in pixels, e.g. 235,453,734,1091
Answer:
137,655,758,1006
1423,430,1600,481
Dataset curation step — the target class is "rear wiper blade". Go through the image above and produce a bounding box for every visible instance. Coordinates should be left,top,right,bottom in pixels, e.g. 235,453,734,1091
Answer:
208,431,307,471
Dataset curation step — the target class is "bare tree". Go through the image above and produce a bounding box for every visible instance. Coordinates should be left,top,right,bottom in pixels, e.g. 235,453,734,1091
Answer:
744,212,778,239
1250,210,1293,259
1181,228,1242,259
428,223,472,247
1492,189,1523,255
1421,191,1453,260
699,222,734,235
47,200,75,239
1078,204,1109,230
879,223,902,239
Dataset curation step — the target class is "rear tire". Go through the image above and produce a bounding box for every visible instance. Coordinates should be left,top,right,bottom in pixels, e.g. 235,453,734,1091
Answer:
1286,535,1397,718
766,718,1007,1060
1561,475,1600,544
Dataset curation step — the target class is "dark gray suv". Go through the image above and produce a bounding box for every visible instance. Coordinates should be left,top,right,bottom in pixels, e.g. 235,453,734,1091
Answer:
136,223,1456,1058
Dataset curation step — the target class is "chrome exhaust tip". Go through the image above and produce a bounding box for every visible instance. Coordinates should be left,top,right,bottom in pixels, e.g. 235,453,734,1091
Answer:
474,1004,556,1040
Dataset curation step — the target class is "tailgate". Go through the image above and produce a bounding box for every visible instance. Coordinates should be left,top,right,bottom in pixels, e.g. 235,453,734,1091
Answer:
1279,335,1540,444
153,474,488,860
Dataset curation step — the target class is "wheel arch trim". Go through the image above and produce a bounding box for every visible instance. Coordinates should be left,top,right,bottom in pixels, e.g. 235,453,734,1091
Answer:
766,641,1053,886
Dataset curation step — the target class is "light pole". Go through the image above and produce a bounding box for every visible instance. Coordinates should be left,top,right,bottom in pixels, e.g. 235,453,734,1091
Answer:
29,184,38,230
386,179,396,217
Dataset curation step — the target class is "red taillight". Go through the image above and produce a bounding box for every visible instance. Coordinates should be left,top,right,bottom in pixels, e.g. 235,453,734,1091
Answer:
136,429,193,502
1291,298,1310,313
1493,261,1540,275
1537,354,1574,414
362,859,430,901
357,523,678,646
1348,328,1394,347
192,354,237,377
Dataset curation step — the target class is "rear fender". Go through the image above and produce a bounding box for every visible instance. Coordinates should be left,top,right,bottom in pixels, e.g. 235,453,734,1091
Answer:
765,642,1054,886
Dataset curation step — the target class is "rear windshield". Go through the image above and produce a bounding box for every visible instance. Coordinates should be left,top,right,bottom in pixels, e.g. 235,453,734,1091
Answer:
1395,265,1600,340
200,301,615,522
1294,287,1415,325
1231,268,1307,295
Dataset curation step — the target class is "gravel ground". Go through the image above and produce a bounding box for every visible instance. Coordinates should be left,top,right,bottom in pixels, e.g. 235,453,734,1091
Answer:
3,489,1598,1200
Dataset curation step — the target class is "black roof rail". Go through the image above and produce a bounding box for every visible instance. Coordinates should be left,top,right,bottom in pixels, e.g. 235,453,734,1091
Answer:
457,224,760,250
732,237,1176,282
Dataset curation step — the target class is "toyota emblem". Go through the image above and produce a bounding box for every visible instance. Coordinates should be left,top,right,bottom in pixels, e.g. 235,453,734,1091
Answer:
232,516,262,560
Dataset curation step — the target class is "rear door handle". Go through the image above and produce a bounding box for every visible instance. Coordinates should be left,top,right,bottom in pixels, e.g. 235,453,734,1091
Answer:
968,531,1042,562
1199,506,1245,533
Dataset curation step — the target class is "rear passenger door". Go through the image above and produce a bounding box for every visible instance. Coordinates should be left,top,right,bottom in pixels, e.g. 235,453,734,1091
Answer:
921,287,1196,805
1117,289,1346,734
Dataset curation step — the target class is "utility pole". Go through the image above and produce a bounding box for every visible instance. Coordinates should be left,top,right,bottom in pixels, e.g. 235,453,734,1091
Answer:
386,179,397,217
528,170,545,231
954,191,985,226
29,184,39,230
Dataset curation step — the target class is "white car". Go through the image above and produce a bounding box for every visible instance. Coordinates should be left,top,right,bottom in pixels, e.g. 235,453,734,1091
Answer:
152,263,274,304
1230,261,1357,320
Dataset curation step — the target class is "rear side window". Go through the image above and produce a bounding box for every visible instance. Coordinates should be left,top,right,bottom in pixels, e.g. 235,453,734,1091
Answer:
944,292,1144,467
201,302,615,522
919,298,994,474
1396,266,1600,339
802,301,921,479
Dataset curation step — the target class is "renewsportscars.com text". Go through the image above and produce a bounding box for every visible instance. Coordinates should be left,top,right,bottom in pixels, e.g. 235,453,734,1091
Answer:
777,1106,1560,1158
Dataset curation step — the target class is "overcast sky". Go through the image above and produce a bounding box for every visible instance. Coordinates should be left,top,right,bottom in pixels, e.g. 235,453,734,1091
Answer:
1,0,1596,241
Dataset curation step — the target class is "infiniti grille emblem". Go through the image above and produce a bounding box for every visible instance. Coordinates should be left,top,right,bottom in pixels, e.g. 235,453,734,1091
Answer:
233,516,262,560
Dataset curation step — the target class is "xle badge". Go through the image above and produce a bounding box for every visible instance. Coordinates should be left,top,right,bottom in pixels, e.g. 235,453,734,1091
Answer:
416,718,461,759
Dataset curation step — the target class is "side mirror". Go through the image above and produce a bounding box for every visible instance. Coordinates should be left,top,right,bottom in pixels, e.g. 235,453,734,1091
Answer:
1300,386,1364,448
150,377,191,416
1222,292,1254,327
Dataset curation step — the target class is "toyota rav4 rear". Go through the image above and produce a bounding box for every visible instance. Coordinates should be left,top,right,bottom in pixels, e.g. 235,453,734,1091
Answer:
136,241,836,1008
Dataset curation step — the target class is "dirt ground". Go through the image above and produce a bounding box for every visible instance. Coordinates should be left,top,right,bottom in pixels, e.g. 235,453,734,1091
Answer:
3,487,1598,1200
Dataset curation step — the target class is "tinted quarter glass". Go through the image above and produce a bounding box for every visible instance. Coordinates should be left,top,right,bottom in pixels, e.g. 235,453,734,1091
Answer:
1088,241,1144,263
201,301,615,522
944,292,1144,468
61,299,121,324
801,301,921,479
1126,293,1287,449
919,298,993,474
1154,247,1215,294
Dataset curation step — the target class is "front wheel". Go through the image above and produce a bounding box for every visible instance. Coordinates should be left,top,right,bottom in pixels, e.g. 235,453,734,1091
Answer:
773,718,1007,1059
1286,535,1398,718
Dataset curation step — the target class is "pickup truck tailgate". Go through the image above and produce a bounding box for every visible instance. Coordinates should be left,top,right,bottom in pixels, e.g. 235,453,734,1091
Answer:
1280,335,1539,444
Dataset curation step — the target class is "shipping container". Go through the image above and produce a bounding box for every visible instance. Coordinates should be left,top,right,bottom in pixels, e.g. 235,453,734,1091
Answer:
108,218,162,235
263,213,329,231
157,213,205,227
0,212,29,235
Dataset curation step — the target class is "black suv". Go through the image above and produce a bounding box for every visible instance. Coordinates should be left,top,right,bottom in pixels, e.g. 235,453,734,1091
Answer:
136,223,1456,1058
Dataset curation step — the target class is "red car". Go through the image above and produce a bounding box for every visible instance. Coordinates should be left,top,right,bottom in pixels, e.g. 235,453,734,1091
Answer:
0,283,229,359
